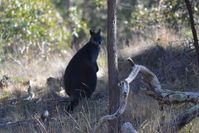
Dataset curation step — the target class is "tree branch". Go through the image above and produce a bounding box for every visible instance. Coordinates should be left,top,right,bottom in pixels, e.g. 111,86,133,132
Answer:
125,59,199,105
160,105,199,132
94,80,131,132
94,58,199,132
184,0,199,67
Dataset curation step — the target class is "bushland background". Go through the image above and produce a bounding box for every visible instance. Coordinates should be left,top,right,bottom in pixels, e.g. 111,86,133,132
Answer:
0,0,198,132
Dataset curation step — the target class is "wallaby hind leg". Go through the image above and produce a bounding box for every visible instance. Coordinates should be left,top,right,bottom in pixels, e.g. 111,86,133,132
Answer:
66,90,80,112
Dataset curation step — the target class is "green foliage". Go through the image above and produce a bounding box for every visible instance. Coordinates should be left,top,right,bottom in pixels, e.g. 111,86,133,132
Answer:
0,0,198,60
130,5,161,29
91,0,106,7
0,0,107,60
68,6,88,37
119,0,198,39
0,0,70,59
52,0,88,36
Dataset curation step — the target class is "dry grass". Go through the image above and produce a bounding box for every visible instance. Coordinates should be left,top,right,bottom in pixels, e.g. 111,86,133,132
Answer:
0,27,199,133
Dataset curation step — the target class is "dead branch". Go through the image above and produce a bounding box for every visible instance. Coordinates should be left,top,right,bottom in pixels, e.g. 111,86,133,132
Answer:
173,105,199,129
184,0,199,67
125,59,199,105
94,58,199,132
94,80,131,132
126,58,199,131
160,104,199,132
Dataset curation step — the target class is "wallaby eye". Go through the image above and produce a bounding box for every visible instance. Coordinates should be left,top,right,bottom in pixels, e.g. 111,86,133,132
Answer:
94,36,102,44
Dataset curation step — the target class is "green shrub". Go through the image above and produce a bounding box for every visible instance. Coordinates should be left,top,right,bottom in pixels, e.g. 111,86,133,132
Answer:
0,0,70,59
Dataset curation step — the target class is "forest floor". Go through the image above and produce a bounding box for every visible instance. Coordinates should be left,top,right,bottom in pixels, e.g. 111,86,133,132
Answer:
0,32,199,133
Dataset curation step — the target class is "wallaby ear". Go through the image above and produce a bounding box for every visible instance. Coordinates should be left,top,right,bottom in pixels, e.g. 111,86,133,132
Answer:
98,29,101,34
90,29,94,35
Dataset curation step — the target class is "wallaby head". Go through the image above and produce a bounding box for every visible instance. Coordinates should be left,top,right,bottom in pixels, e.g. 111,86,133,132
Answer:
90,29,102,45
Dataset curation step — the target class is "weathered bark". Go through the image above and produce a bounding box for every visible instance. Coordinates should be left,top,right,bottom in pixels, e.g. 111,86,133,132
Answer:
126,58,199,131
66,0,71,22
159,105,199,132
95,58,199,132
170,105,199,131
107,0,120,132
125,58,199,105
184,0,199,67
94,80,129,132
66,0,71,11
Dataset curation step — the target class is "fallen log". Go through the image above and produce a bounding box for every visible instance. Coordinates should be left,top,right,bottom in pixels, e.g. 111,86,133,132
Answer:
125,58,199,105
94,57,199,132
172,105,199,130
160,104,199,132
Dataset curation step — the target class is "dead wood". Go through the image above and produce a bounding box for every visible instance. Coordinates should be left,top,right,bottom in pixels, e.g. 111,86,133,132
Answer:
125,58,199,105
160,105,199,132
94,58,199,132
94,80,130,132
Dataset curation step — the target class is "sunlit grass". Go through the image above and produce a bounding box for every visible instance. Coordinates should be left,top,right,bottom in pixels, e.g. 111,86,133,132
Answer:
0,27,198,133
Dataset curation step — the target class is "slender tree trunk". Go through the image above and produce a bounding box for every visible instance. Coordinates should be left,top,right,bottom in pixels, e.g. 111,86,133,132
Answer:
66,0,71,11
66,0,71,18
107,0,120,132
185,0,199,67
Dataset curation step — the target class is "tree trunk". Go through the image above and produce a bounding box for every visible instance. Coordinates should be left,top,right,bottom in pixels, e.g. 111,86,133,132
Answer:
66,0,71,18
184,0,199,67
66,0,71,11
107,0,120,132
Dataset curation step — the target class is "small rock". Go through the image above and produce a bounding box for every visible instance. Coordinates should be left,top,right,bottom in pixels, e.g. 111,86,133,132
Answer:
121,122,137,133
